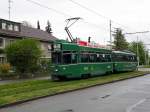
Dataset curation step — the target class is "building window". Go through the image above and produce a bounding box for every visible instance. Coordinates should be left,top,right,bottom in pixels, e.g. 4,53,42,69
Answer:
14,25,19,31
0,38,5,48
2,22,6,30
8,24,13,31
0,57,5,63
9,39,15,45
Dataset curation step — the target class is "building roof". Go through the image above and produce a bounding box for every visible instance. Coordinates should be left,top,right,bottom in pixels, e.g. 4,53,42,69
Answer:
0,19,58,42
20,25,57,42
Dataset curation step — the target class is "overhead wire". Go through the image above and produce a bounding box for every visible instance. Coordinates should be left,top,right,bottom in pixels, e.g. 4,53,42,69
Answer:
26,0,109,32
68,0,132,31
26,0,72,17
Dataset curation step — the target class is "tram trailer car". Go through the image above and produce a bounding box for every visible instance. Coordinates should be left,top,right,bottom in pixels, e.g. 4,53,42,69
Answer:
50,40,113,80
112,51,138,72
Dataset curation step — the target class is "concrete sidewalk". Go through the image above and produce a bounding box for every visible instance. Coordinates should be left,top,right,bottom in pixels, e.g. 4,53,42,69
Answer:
138,67,150,71
0,76,50,85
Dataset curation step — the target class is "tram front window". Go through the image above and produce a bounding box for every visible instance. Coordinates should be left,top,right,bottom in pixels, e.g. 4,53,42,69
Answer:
63,51,72,64
52,52,61,64
62,51,77,64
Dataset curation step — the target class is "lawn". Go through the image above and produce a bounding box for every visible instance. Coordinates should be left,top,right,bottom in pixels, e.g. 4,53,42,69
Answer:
0,71,149,107
143,65,150,68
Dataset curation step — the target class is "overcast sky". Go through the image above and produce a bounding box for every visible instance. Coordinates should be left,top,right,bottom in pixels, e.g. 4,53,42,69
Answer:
1,0,150,48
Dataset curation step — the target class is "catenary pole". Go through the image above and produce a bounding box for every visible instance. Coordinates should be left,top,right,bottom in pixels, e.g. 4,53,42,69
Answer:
110,20,112,49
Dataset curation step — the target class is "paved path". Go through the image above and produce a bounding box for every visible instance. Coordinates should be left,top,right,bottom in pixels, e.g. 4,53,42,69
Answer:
138,67,150,72
0,76,50,85
1,74,150,112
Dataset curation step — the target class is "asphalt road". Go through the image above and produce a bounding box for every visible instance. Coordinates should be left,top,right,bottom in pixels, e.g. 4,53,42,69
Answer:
1,74,150,112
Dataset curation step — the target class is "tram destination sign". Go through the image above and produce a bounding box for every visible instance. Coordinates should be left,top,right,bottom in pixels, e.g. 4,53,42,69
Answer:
53,44,61,51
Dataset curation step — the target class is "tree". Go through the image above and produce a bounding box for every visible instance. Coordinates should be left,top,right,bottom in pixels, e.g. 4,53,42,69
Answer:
45,20,52,34
22,21,34,28
37,20,40,29
113,28,128,50
128,41,146,65
5,39,41,78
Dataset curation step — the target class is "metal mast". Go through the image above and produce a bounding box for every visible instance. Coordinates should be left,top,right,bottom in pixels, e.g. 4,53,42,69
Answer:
8,0,13,20
109,20,112,49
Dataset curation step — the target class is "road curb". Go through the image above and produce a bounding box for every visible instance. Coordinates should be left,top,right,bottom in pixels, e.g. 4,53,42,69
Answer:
0,73,149,109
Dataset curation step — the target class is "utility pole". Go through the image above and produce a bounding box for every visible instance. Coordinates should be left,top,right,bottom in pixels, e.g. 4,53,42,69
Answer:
8,0,13,20
109,20,112,49
147,49,149,65
144,45,150,65
136,36,139,66
145,50,147,65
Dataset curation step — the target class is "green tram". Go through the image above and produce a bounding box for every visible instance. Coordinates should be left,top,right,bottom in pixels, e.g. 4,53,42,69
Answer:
51,40,113,80
50,40,138,80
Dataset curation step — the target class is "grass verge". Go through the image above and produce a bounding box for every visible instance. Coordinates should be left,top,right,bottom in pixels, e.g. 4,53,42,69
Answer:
0,71,149,107
142,65,150,68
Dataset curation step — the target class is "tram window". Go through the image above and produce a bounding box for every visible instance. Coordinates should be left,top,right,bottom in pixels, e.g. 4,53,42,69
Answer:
133,56,137,62
129,56,132,61
72,53,77,63
122,55,127,61
127,56,133,62
112,54,116,61
132,56,136,62
81,53,89,63
130,56,136,62
96,54,100,62
119,55,123,61
99,54,106,62
89,54,96,62
63,52,71,64
52,52,61,64
113,54,123,62
105,55,111,62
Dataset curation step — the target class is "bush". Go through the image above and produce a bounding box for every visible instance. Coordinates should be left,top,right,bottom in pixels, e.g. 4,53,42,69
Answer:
0,63,11,73
39,59,51,72
5,39,42,78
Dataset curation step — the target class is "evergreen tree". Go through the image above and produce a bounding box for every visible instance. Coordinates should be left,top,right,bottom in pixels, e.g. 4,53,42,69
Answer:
37,20,40,29
113,28,128,50
45,20,52,34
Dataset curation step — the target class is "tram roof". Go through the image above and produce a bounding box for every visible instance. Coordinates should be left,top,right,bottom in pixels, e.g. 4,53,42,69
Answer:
54,40,111,53
112,50,136,55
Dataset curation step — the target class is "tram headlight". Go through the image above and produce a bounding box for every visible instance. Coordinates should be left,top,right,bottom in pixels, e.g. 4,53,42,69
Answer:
55,69,58,72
